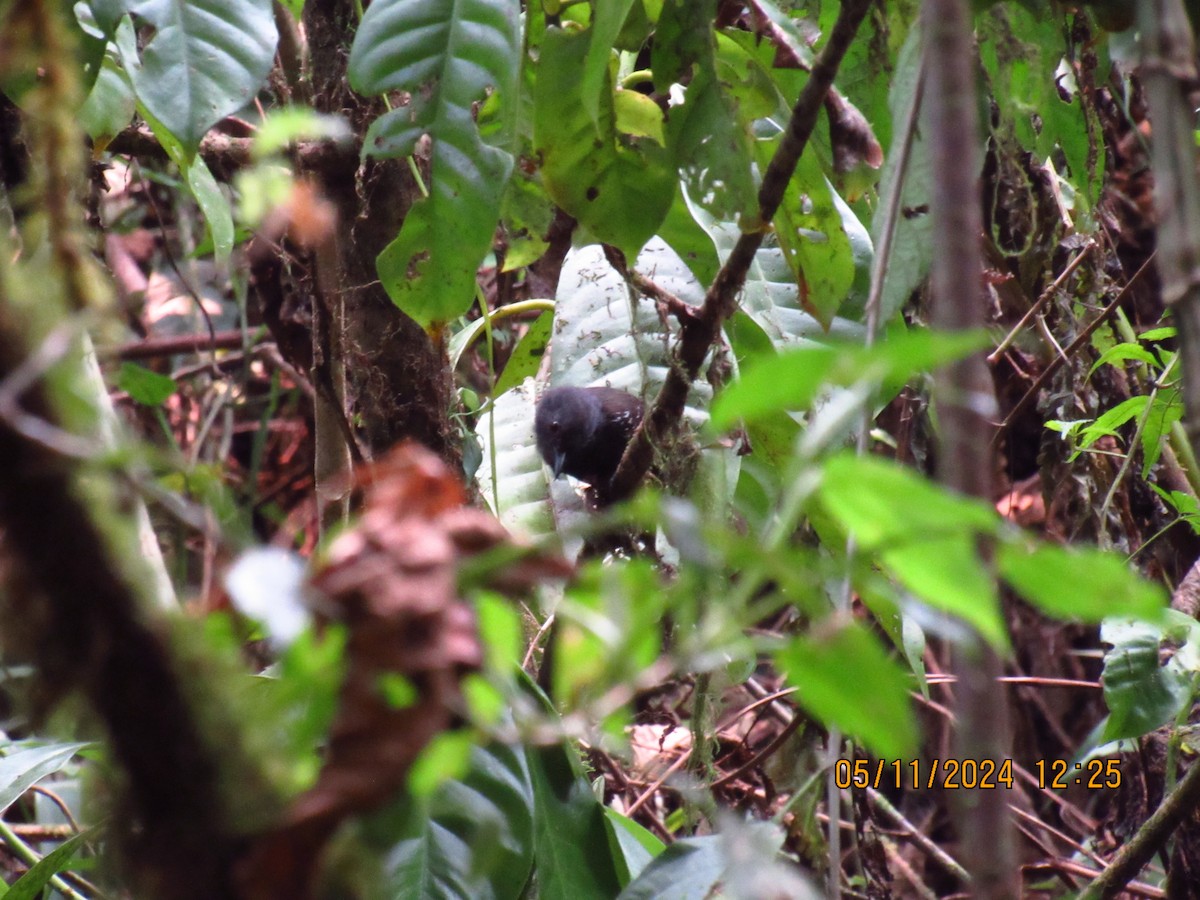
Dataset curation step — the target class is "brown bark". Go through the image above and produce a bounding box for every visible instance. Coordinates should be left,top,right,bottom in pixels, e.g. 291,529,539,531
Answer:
922,0,1019,895
298,0,460,465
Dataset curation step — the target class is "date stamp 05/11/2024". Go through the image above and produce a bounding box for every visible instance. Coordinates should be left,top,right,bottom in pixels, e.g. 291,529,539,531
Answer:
835,758,1123,791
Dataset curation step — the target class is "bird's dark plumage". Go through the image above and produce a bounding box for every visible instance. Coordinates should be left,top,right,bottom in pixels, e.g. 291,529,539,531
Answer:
534,386,644,490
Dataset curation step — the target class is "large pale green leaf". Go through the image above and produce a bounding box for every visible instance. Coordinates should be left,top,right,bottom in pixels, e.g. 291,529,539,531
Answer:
381,742,535,900
3,829,92,900
776,620,918,758
534,28,675,258
350,0,521,328
476,241,740,543
109,0,276,151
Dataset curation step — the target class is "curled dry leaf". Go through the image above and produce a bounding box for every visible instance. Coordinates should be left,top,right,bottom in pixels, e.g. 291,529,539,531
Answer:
236,442,570,900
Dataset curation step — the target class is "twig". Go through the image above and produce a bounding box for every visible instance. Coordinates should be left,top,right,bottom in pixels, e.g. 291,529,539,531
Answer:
994,252,1156,441
98,328,266,360
988,240,1095,365
606,0,873,502
1079,757,1200,898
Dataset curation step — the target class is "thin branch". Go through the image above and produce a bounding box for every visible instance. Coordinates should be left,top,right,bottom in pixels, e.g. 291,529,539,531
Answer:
606,0,873,502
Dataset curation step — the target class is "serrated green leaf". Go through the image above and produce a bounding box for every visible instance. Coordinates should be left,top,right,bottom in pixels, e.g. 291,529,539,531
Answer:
534,28,675,258
113,0,277,151
998,540,1166,622
776,621,918,758
350,0,521,328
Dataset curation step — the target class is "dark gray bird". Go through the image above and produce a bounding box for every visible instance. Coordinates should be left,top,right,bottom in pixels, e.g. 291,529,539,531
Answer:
534,386,644,491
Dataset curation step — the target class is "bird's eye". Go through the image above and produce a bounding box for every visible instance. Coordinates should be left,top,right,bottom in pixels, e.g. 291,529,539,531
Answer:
549,421,560,433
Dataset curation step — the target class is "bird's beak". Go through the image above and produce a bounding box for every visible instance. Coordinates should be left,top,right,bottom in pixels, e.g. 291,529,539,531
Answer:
551,449,566,479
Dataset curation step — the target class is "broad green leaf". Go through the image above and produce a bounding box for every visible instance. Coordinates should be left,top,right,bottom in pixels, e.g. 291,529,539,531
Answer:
529,742,623,900
617,835,725,900
581,0,637,127
613,90,665,145
1097,614,1200,742
350,0,521,327
775,621,918,758
1078,395,1149,450
755,128,855,331
978,5,1104,214
603,809,663,887
383,741,535,900
4,829,92,900
252,108,350,159
79,52,135,147
710,328,990,430
534,28,675,258
409,731,475,798
870,28,935,324
117,362,176,406
113,0,277,151
818,453,999,547
882,535,1007,650
1088,342,1157,378
997,541,1166,622
140,102,235,265
0,743,90,815
650,0,718,90
493,311,553,397
668,66,757,223
1141,391,1184,475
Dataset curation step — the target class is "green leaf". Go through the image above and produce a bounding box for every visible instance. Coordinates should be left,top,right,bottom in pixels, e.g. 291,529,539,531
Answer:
1078,395,1149,450
113,0,278,151
3,829,92,900
529,742,623,900
668,65,757,223
117,362,176,406
881,535,1007,650
613,90,665,145
870,28,935,324
252,107,350,159
650,0,718,92
603,808,663,887
1097,614,1200,742
534,28,675,258
581,0,637,127
755,125,856,330
79,52,135,146
139,101,235,265
493,311,554,397
710,328,991,430
409,731,475,798
382,741,535,900
1088,342,1158,378
819,453,998,546
776,621,918,758
0,743,90,815
617,835,725,900
997,540,1166,622
350,0,521,328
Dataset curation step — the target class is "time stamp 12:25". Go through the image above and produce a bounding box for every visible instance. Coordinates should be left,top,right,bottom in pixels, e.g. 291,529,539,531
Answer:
834,758,1123,790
